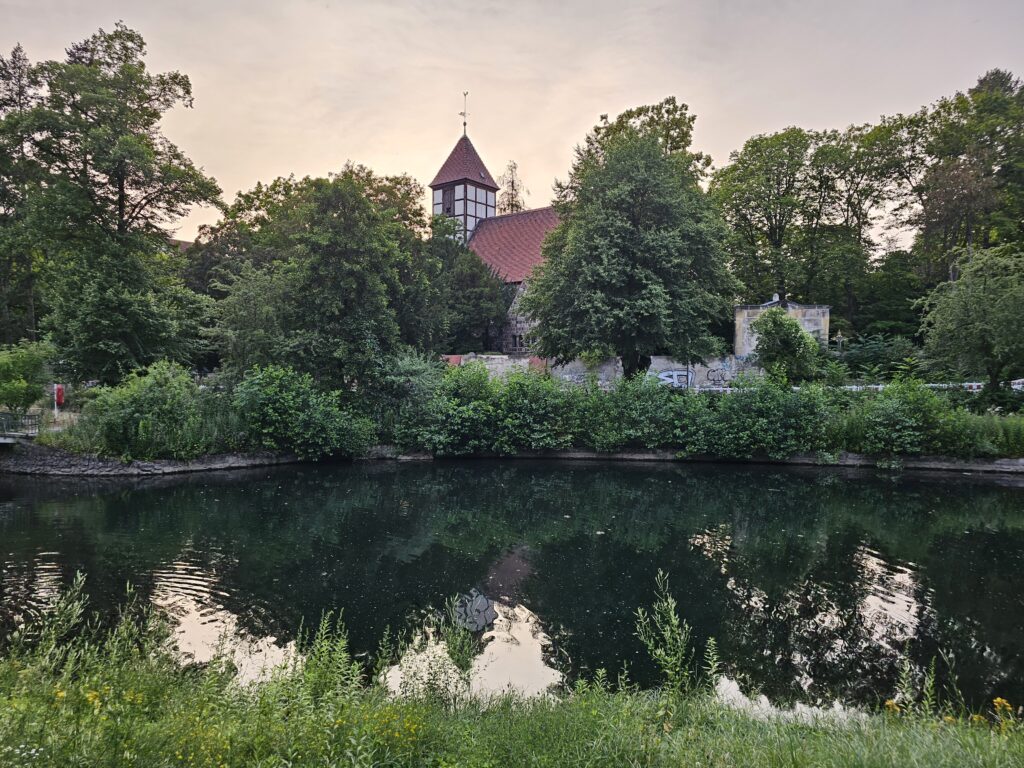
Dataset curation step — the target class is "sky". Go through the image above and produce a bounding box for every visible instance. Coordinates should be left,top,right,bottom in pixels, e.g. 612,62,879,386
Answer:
3,0,1023,240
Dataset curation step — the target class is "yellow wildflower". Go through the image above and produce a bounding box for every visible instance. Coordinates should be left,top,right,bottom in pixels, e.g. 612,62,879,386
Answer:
943,715,956,724
54,690,66,701
970,714,987,726
884,699,900,714
993,697,1012,716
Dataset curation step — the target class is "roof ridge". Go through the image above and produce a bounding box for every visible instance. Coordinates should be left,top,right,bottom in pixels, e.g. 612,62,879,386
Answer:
477,205,556,224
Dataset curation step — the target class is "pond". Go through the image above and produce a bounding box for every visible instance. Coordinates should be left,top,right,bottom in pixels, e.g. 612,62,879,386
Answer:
2,460,1023,706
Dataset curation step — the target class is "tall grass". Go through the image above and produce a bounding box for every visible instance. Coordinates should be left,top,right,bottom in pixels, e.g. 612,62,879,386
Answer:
1,577,1021,767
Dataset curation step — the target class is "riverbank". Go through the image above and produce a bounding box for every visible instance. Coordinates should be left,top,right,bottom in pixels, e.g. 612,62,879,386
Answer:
0,439,300,476
5,439,1024,477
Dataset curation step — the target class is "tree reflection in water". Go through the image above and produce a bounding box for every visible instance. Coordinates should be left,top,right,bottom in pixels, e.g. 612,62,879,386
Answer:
1,461,1022,706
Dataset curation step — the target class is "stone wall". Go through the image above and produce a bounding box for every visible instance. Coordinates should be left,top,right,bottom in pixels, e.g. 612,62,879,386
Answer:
648,355,761,389
734,301,830,357
499,283,534,355
0,441,299,476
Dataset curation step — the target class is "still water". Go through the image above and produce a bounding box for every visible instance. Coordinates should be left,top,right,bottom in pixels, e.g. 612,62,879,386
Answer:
2,460,1023,705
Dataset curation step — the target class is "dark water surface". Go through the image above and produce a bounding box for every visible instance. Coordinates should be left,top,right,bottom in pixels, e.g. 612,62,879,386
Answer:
2,460,1023,705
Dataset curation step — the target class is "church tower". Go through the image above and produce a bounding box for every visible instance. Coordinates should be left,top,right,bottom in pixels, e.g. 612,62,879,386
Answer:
429,134,498,241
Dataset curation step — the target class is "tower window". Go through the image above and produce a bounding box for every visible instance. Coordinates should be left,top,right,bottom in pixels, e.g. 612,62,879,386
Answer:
455,200,464,215
456,184,465,200
433,189,442,204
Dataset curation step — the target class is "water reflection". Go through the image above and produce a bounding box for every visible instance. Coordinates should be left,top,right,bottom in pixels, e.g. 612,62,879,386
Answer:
1,461,1023,705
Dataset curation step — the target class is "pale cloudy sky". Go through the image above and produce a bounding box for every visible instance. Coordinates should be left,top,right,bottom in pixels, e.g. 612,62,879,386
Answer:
3,0,1023,240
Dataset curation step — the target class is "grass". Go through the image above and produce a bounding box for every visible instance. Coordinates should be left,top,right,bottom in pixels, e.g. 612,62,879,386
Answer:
2,578,1022,767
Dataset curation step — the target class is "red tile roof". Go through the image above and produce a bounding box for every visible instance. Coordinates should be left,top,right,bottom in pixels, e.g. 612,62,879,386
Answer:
429,135,499,190
468,207,560,283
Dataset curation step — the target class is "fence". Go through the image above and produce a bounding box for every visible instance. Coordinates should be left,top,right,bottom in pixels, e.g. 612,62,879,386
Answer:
0,411,40,436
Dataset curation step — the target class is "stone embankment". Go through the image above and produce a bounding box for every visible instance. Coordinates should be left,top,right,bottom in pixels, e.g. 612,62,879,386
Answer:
3,440,1023,477
0,440,298,476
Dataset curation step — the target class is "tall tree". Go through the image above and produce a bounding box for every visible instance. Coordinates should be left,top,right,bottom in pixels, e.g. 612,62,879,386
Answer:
522,128,737,378
496,160,528,215
710,127,814,302
431,217,510,352
921,245,1024,390
1,25,221,381
0,44,42,342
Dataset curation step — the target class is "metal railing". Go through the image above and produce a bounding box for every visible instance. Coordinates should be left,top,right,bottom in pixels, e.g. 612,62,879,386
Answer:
0,412,40,436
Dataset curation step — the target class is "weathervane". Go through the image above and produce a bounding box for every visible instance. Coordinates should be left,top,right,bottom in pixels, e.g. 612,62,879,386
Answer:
460,91,469,136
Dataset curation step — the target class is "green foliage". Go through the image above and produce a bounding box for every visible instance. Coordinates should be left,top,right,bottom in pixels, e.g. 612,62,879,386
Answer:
492,371,579,454
49,361,239,461
582,374,686,452
45,261,211,384
205,167,463,391
841,334,921,382
394,366,1024,462
751,307,821,382
705,377,832,459
431,216,510,353
0,340,49,412
368,350,446,442
922,245,1024,389
523,124,737,378
0,24,220,376
395,363,498,456
844,378,968,458
635,571,698,694
232,365,375,460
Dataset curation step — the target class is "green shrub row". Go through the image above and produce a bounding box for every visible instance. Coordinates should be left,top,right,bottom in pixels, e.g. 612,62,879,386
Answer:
394,363,1024,460
45,359,1024,463
47,362,375,461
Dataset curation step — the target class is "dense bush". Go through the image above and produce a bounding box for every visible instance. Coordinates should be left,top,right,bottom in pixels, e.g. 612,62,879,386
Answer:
581,375,685,452
0,341,51,414
704,377,832,459
844,378,970,458
393,367,1024,462
493,371,581,454
50,361,241,461
364,351,446,442
841,334,921,382
751,308,822,383
233,365,375,460
395,363,498,456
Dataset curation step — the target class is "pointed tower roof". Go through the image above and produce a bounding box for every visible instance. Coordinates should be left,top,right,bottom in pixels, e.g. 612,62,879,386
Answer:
429,135,499,190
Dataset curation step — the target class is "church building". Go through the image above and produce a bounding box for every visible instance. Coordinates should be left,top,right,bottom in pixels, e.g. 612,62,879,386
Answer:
429,133,558,355
429,132,829,366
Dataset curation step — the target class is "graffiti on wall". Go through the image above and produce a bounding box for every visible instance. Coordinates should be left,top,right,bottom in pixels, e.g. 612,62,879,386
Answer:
655,369,691,389
648,355,761,390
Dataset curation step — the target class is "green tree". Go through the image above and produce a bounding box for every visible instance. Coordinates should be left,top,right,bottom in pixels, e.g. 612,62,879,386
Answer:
710,127,813,302
750,307,821,383
431,217,510,352
209,170,416,388
0,340,50,413
921,245,1024,390
0,44,43,342
522,128,737,378
1,25,221,381
497,160,527,215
